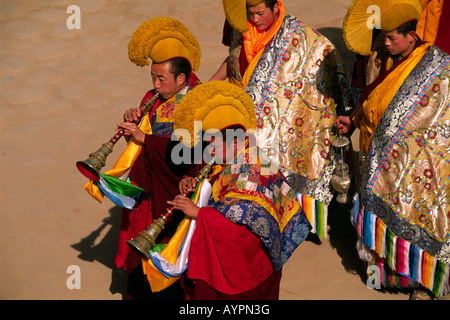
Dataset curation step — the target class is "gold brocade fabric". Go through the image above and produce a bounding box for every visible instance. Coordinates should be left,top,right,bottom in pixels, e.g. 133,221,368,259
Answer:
228,16,350,204
359,44,450,262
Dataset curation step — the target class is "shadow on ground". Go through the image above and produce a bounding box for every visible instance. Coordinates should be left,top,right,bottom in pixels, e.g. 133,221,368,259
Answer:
71,206,127,299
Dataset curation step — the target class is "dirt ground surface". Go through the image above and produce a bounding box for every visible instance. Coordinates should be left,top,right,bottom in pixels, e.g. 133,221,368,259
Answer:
0,0,438,301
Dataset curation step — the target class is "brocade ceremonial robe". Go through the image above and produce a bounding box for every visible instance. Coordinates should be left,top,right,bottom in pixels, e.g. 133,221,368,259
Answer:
186,145,312,299
226,9,350,236
353,43,450,297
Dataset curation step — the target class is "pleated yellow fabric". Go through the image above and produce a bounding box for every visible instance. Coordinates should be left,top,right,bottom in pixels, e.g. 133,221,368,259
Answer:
142,181,203,292
83,105,154,203
356,42,432,153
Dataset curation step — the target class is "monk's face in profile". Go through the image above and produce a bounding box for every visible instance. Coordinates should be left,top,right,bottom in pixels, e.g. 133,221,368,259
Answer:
383,29,416,59
151,61,186,100
248,1,280,31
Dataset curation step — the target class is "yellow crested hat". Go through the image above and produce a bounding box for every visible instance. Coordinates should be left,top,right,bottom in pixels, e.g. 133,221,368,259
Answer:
174,81,256,147
222,0,265,32
343,0,423,56
128,17,201,72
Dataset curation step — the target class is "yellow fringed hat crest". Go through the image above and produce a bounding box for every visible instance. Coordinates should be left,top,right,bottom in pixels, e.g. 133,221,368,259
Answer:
174,81,256,147
128,17,201,72
222,0,265,32
343,0,423,56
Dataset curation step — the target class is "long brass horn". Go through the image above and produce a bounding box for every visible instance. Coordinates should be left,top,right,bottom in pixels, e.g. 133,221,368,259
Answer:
126,159,215,260
76,93,160,181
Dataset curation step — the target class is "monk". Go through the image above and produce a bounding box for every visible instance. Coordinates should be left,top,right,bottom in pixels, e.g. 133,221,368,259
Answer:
83,17,201,299
211,0,352,237
142,81,312,299
337,0,450,300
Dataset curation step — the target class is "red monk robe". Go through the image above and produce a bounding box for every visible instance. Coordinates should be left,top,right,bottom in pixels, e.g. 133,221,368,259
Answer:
185,207,282,300
182,150,311,300
114,89,201,300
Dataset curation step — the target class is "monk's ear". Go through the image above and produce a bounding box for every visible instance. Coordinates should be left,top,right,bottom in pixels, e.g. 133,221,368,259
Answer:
407,31,416,43
273,3,280,15
176,72,187,87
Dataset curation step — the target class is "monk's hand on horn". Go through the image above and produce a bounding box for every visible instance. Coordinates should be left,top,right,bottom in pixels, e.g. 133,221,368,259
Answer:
117,122,145,144
123,107,142,123
167,195,200,218
178,176,198,194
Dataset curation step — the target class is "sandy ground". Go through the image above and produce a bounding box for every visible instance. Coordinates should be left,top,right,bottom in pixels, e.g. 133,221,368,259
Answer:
0,0,418,300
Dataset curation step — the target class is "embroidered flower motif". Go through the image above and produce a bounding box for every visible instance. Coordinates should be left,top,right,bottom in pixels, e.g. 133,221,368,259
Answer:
288,127,294,134
323,49,329,57
316,59,322,67
414,176,421,184
383,161,390,171
295,118,304,127
292,38,299,47
320,151,328,159
283,51,291,62
264,107,271,115
284,88,293,100
432,84,440,93
439,124,450,138
401,85,410,95
305,72,315,85
419,96,429,107
323,138,330,146
256,118,264,129
290,146,301,159
427,129,437,139
392,150,399,159
400,189,412,204
424,169,433,179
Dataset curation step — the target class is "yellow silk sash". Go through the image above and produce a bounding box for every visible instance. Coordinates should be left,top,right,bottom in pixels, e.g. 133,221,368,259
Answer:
82,94,171,202
357,42,432,153
142,180,203,292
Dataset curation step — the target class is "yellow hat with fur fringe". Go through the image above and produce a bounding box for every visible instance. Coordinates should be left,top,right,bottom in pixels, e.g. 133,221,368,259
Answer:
128,17,201,72
222,0,266,32
174,81,256,147
343,0,423,56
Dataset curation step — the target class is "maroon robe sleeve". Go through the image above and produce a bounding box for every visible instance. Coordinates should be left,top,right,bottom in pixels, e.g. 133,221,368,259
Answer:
435,0,450,54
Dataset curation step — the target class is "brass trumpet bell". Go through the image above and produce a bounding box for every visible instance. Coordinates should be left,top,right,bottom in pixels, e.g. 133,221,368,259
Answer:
126,159,216,260
126,216,167,260
76,141,115,181
76,93,159,181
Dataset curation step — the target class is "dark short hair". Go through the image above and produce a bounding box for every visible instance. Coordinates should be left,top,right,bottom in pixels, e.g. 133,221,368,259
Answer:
396,19,418,36
168,58,191,81
264,0,278,10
